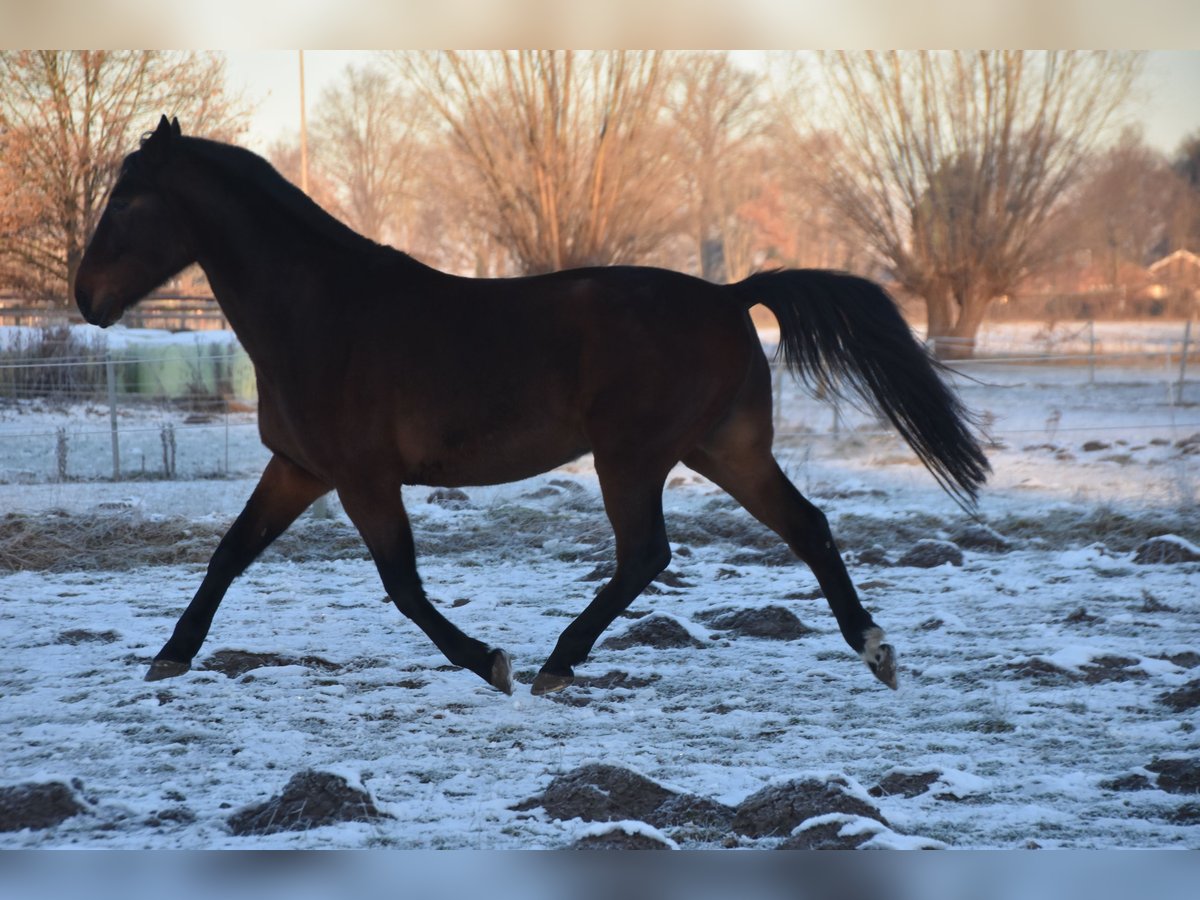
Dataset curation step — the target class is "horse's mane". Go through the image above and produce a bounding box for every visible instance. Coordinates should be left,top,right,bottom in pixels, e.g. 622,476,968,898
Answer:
157,136,388,257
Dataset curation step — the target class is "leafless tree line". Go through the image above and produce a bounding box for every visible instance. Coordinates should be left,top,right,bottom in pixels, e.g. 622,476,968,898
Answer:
0,51,246,303
3,50,1199,356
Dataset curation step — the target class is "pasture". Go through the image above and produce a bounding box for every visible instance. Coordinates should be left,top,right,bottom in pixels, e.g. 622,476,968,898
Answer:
0,333,1197,848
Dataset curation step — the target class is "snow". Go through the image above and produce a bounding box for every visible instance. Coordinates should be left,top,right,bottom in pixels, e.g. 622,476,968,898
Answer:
0,331,1197,849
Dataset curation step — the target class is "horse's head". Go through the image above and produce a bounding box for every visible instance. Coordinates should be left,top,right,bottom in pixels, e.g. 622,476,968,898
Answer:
75,116,195,327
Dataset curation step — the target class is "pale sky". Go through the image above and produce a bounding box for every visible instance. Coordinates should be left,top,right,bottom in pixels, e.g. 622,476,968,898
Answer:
222,50,1200,159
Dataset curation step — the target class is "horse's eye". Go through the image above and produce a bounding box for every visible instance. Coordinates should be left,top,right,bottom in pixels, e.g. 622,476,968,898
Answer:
108,198,131,214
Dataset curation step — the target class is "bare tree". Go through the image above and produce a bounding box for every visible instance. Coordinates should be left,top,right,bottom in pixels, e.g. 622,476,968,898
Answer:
1170,130,1200,253
1059,128,1184,280
666,52,766,282
0,50,247,303
392,51,681,274
782,51,1141,357
309,64,431,245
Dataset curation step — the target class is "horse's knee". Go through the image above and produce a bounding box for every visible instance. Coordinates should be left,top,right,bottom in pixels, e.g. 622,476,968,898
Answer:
784,501,838,560
624,539,670,584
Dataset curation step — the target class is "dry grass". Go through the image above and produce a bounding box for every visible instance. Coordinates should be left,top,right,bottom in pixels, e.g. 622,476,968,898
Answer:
4,495,1198,574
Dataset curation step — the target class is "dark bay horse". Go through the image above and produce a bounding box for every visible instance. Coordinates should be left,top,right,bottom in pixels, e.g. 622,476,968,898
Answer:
75,117,988,696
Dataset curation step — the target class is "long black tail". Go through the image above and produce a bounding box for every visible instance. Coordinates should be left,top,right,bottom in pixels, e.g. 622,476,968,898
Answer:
730,268,990,509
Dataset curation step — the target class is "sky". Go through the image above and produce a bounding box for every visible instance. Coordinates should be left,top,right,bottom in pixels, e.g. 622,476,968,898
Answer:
221,50,1200,158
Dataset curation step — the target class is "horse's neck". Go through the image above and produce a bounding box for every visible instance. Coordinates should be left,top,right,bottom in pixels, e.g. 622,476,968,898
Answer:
180,177,358,363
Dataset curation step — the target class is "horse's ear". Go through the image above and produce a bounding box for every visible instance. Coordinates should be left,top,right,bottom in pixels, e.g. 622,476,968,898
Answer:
142,115,176,165
170,117,181,137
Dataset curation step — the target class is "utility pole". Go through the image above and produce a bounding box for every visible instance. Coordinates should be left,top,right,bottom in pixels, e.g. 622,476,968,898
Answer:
298,50,310,194
298,49,331,520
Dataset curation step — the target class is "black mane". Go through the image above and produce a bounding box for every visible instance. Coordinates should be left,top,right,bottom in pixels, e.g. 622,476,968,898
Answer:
159,135,386,256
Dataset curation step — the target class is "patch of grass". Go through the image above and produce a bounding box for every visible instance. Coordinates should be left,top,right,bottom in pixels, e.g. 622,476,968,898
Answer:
990,505,1200,551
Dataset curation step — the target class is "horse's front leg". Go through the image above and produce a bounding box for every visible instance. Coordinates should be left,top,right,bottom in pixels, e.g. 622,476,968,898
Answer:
145,455,329,681
337,485,512,694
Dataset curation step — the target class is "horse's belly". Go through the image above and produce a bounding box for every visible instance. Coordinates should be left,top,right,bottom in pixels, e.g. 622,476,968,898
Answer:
406,436,590,487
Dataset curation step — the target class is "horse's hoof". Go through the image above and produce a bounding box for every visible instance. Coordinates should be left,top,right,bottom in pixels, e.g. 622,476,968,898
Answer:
488,649,514,695
861,627,898,690
531,670,574,696
867,644,898,690
145,659,190,682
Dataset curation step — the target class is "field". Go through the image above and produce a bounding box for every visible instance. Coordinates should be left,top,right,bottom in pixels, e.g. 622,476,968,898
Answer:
0,325,1197,849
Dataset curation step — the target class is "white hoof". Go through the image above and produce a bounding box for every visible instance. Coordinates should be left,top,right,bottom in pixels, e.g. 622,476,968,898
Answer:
860,626,898,689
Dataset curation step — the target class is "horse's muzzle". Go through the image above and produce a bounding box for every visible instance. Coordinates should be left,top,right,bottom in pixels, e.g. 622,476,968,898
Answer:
75,285,117,328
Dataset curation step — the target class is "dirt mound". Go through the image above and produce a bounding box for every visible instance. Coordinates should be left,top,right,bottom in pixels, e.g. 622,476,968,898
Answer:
1100,773,1152,792
426,488,470,507
646,793,736,833
0,780,86,832
695,605,814,640
540,670,661,708
1146,758,1200,795
55,628,120,645
600,615,705,651
199,649,340,679
869,770,940,799
227,770,389,836
513,764,677,824
731,776,887,838
515,764,736,845
896,540,963,568
1159,679,1200,712
776,814,884,850
1133,535,1200,565
949,522,1012,551
571,826,675,850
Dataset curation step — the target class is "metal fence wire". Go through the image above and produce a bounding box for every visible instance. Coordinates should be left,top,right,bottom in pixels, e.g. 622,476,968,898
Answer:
0,319,1195,484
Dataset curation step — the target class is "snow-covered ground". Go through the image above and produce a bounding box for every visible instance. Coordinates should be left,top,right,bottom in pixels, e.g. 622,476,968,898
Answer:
0,330,1197,849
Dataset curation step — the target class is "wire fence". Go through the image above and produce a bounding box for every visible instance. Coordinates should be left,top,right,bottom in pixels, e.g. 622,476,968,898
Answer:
0,320,1195,485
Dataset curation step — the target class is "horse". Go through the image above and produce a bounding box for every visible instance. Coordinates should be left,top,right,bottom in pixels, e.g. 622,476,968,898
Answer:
75,116,989,697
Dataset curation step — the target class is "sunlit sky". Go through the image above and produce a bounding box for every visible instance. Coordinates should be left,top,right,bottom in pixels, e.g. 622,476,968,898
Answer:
221,50,1200,157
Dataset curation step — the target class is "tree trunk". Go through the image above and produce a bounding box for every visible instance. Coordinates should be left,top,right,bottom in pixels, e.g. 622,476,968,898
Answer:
926,285,992,360
923,286,958,358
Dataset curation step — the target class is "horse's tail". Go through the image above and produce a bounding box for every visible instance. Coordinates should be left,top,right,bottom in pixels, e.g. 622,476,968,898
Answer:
729,268,990,510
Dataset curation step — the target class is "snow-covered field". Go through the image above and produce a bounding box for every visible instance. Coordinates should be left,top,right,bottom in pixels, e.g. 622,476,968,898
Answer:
1,328,1197,850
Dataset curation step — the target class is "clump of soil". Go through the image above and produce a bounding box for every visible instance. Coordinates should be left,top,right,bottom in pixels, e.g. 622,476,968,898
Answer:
540,670,661,708
896,540,963,568
949,522,1012,551
1159,679,1200,712
1133,536,1200,565
695,605,814,640
1100,773,1152,792
1080,656,1147,684
1064,607,1103,625
600,615,705,651
1006,657,1077,686
647,793,737,834
199,649,340,679
0,780,86,832
55,629,120,645
776,814,886,850
869,770,941,799
731,777,887,838
426,488,470,506
571,826,675,850
226,770,389,836
1146,759,1200,795
513,763,677,824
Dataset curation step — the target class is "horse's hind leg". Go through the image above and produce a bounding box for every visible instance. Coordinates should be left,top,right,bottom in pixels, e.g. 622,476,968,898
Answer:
147,455,329,681
533,471,671,695
684,438,898,690
338,485,512,694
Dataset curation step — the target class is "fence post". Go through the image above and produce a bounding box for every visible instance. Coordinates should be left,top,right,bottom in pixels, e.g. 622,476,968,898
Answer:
1088,320,1096,385
1176,317,1193,406
106,349,120,480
